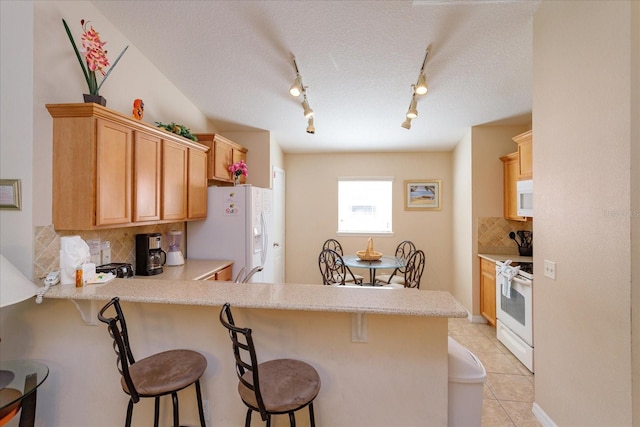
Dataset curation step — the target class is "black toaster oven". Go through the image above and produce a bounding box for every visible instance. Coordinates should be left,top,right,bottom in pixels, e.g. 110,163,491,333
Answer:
96,263,134,278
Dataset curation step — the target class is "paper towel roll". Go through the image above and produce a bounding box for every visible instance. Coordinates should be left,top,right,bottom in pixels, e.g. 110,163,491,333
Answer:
60,236,91,285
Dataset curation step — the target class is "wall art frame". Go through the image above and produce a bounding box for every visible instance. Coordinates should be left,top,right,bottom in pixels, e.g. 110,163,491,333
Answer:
0,179,22,210
404,179,441,211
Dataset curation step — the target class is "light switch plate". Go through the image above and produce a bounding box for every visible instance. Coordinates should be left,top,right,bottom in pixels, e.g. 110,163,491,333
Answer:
544,260,557,280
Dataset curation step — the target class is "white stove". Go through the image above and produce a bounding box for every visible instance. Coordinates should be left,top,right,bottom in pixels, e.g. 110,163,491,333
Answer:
495,260,534,372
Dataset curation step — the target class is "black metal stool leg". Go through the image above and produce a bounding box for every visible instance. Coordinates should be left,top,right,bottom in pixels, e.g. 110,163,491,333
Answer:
288,412,296,427
244,409,252,427
153,397,160,427
125,400,134,427
195,379,206,427
171,392,179,427
309,402,316,427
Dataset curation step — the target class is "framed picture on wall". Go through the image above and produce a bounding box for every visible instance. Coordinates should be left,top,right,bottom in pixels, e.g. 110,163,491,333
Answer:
0,179,21,210
404,180,441,211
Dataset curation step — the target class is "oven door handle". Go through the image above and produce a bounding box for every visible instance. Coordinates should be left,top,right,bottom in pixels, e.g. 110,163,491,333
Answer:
512,276,532,287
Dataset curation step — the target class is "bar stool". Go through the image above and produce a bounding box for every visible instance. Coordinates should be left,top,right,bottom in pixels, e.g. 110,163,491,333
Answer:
219,303,321,426
98,297,207,427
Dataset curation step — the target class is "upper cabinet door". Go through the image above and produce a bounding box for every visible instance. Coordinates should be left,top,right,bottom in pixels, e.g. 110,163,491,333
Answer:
213,137,234,181
133,131,162,222
95,118,133,226
513,130,533,180
162,140,188,220
188,148,208,219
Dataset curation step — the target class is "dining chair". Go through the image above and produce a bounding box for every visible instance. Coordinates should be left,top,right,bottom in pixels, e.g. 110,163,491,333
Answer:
98,297,207,427
374,240,416,285
318,248,351,285
381,249,425,289
322,239,363,283
219,303,321,427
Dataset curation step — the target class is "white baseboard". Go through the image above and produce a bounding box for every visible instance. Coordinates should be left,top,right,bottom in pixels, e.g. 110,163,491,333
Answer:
532,402,558,427
468,313,487,324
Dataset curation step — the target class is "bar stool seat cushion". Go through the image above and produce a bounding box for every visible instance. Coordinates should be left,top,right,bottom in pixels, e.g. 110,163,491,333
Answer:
122,349,207,397
238,359,320,413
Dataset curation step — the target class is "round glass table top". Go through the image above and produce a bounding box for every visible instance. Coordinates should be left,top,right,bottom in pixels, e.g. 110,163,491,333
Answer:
0,360,49,411
342,255,405,269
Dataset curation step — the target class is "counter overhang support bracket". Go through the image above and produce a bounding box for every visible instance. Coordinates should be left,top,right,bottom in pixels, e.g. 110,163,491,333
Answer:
70,299,99,326
351,313,368,343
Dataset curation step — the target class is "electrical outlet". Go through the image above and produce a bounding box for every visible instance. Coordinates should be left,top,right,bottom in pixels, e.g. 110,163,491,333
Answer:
544,260,556,280
203,399,210,421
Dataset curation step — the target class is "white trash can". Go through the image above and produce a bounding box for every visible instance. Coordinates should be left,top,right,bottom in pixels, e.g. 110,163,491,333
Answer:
448,336,487,427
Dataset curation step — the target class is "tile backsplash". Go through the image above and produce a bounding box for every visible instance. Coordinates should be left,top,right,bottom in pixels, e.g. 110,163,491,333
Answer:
33,223,185,280
477,217,532,255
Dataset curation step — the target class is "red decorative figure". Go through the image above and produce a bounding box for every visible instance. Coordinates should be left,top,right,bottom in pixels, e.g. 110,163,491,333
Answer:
132,99,144,120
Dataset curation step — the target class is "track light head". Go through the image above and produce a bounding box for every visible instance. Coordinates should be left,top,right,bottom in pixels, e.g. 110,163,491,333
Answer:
415,73,428,95
302,97,314,118
401,118,412,130
406,97,418,119
306,117,315,134
289,75,303,97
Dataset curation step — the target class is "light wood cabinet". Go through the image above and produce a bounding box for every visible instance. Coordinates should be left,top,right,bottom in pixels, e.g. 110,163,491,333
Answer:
162,140,188,220
513,130,532,179
133,131,161,222
188,148,208,219
47,103,209,230
95,119,133,227
203,264,233,281
194,133,248,184
480,257,497,326
500,152,526,221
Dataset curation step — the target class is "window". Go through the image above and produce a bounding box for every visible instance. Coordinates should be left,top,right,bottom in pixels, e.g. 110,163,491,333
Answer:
338,177,393,234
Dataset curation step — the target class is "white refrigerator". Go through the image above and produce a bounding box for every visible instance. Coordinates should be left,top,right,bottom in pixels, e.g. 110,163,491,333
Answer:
187,185,273,283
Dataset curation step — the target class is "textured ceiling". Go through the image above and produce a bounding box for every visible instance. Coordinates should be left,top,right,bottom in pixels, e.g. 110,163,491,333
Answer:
92,0,539,153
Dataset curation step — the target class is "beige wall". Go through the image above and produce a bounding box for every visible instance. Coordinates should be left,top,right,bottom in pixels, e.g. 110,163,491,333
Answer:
0,1,33,273
632,2,640,423
284,152,453,291
451,129,473,311
223,130,283,189
532,1,637,424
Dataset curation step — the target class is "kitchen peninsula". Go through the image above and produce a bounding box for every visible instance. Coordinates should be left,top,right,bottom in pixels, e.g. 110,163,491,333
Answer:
40,278,466,426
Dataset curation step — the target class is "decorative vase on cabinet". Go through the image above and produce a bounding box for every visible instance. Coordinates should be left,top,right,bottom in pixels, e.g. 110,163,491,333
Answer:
83,94,107,106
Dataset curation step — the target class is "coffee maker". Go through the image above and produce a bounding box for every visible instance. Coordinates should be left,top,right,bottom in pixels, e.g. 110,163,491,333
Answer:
135,233,166,276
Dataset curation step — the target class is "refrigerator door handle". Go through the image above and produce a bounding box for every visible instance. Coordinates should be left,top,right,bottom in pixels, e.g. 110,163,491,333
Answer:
260,210,268,266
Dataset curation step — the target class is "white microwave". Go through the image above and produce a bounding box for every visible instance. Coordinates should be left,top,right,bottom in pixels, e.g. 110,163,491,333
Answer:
517,179,533,217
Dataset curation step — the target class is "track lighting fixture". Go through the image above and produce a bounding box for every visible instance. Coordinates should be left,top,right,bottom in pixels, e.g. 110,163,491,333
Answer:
406,96,418,119
401,47,430,128
302,95,314,118
306,117,315,134
290,56,316,131
289,75,302,97
415,72,428,96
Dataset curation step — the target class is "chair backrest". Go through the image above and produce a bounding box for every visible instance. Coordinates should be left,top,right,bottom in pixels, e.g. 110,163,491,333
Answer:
395,240,416,271
403,249,425,288
97,297,140,403
322,238,344,255
219,303,269,421
318,248,348,285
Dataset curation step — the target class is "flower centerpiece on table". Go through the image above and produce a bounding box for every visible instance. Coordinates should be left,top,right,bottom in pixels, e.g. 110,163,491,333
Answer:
229,160,248,185
63,19,128,105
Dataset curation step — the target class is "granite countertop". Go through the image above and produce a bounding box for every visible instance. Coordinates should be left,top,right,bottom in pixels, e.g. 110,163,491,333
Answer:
44,279,468,318
136,259,233,281
478,253,533,264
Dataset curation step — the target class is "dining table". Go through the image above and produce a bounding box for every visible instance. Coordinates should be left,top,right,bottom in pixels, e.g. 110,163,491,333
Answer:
0,359,49,427
342,255,405,286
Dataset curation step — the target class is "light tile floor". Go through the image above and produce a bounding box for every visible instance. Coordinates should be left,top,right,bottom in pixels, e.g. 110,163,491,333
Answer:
448,318,541,427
